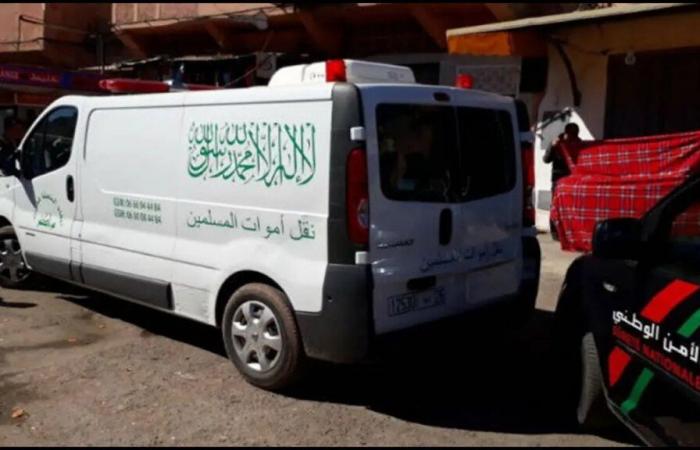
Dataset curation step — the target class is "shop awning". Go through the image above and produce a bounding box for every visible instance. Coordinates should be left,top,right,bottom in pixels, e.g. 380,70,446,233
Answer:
447,3,695,56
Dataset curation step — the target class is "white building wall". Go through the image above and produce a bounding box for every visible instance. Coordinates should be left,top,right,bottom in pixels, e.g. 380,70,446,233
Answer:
532,8,700,231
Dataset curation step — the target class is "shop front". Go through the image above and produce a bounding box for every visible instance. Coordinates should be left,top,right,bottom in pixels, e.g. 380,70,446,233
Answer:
0,64,104,135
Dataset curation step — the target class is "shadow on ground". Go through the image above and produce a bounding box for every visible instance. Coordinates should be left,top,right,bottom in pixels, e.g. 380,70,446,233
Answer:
0,298,36,308
47,278,637,444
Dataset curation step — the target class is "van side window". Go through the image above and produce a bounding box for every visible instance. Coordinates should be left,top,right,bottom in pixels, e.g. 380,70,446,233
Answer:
22,107,78,178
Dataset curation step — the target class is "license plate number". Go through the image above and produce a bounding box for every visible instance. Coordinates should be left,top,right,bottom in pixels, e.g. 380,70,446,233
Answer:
388,287,446,317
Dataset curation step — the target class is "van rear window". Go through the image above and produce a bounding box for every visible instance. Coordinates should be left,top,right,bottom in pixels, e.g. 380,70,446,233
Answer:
376,103,516,203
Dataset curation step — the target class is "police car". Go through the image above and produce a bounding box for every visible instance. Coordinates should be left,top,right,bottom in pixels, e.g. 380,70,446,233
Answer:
554,172,700,446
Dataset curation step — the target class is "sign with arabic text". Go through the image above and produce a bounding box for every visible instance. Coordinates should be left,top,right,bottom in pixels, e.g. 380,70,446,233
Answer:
186,209,316,242
612,309,700,391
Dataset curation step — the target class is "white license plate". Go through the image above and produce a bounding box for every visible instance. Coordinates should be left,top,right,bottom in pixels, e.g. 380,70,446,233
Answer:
387,287,446,317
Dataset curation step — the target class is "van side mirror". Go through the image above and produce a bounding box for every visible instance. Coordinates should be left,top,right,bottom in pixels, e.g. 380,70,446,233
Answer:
592,218,644,260
15,149,33,179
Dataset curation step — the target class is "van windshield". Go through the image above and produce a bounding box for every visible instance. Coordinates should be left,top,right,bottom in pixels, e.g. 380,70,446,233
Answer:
376,103,516,203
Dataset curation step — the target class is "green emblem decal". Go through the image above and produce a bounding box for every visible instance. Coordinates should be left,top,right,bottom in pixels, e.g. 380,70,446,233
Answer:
34,193,64,229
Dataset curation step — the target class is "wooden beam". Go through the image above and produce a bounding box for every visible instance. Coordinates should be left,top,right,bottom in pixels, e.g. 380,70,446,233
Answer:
409,5,450,49
484,3,519,21
297,10,343,56
447,30,547,57
115,31,149,59
204,21,232,50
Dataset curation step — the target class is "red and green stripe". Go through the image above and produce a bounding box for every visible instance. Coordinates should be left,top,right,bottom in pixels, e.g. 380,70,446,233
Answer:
677,308,700,338
616,279,700,415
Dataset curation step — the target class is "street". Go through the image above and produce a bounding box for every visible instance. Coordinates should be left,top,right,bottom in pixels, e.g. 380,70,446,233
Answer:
0,234,638,446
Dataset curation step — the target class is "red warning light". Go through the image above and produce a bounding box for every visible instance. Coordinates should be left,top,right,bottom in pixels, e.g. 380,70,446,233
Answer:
456,73,473,89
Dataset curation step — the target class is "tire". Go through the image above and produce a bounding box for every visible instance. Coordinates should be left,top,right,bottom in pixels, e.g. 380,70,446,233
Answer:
576,332,615,430
0,225,34,289
221,283,306,391
553,284,615,430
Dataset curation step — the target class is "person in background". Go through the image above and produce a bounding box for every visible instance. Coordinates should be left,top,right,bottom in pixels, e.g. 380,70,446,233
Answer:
543,122,582,240
0,117,26,176
543,122,582,188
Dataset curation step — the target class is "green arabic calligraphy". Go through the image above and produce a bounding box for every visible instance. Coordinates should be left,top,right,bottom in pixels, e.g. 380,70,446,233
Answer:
186,210,315,241
187,121,317,187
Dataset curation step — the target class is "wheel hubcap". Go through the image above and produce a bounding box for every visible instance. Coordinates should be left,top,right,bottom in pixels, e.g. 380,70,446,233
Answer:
0,237,29,283
231,300,282,372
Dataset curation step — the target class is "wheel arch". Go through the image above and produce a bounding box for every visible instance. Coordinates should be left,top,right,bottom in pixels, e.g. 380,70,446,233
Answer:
215,270,286,328
554,255,591,341
0,216,12,229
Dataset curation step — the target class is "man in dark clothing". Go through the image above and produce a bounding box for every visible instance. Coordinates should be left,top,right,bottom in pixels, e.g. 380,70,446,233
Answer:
543,122,582,240
0,117,25,176
543,122,581,191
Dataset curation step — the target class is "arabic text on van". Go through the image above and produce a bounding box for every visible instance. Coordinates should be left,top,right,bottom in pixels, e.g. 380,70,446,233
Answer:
187,121,317,187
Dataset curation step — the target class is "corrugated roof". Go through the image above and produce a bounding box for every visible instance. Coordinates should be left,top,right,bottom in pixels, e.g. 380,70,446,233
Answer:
447,3,696,37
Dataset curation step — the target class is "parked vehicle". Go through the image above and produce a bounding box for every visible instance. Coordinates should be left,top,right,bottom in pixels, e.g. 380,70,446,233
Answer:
0,59,541,390
554,172,700,446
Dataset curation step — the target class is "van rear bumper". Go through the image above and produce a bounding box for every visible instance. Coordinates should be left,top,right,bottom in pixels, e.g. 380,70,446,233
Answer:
296,236,541,364
296,263,372,364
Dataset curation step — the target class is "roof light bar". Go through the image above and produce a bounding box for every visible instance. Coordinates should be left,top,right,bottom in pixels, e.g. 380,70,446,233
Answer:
99,78,170,94
99,78,220,94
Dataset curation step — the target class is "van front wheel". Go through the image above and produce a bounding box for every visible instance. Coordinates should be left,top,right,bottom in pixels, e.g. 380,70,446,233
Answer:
221,283,306,391
0,225,33,289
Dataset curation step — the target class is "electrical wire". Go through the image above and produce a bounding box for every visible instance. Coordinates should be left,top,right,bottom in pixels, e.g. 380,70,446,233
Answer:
111,5,277,31
0,36,85,48
0,37,44,46
545,34,608,57
19,15,96,37
223,30,276,88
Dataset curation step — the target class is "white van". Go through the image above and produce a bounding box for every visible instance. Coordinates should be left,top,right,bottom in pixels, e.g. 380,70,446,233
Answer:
0,60,540,390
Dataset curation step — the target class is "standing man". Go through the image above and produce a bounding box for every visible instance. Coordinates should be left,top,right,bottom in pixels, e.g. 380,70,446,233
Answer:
543,122,582,239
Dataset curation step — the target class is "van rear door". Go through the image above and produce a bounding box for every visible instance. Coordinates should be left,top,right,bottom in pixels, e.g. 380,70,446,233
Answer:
360,85,523,334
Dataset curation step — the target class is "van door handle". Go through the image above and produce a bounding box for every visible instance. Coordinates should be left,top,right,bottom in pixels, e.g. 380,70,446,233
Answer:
407,276,436,292
439,208,452,246
66,175,74,202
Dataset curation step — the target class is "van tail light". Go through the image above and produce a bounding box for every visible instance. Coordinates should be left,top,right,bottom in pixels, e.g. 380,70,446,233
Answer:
346,148,369,246
522,141,535,227
326,59,347,82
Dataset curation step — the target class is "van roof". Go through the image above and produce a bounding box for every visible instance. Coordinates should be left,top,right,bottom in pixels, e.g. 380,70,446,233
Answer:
49,82,514,111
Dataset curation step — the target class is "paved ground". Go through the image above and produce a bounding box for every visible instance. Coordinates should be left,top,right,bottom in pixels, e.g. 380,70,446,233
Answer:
0,234,640,446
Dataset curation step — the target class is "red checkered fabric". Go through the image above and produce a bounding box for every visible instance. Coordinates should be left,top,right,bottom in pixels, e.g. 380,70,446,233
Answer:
550,130,700,252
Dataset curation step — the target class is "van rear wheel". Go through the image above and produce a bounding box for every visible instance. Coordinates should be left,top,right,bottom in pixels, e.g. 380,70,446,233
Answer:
221,283,306,391
0,225,33,289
